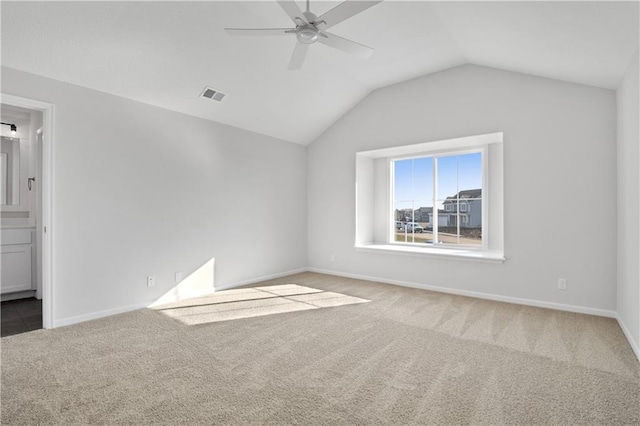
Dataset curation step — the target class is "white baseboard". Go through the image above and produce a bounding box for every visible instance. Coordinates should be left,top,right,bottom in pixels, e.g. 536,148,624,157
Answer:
1,290,37,302
214,267,309,291
615,313,640,361
306,267,618,319
53,301,150,328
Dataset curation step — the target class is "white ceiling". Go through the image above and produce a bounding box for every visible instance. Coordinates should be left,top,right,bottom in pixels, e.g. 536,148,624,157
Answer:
1,1,638,145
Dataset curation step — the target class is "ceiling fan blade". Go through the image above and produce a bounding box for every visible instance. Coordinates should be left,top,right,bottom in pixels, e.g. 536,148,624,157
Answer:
316,1,381,30
225,28,294,36
288,42,309,70
277,1,308,25
317,31,374,59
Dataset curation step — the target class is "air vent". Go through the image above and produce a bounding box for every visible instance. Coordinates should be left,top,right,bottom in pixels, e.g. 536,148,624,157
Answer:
200,87,227,102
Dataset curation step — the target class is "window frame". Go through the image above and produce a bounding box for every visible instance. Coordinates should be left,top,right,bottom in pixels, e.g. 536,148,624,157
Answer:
388,146,488,251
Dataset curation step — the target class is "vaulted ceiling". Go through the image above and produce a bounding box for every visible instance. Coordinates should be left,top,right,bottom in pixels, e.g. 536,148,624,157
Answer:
2,1,638,145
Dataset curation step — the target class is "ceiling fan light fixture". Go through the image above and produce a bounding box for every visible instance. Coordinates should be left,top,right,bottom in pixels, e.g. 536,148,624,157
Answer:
296,25,319,44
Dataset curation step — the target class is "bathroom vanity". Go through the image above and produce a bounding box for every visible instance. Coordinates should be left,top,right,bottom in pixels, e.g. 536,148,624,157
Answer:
1,226,35,296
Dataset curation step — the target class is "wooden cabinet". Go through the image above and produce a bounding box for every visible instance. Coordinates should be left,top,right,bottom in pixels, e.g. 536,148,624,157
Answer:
1,228,34,294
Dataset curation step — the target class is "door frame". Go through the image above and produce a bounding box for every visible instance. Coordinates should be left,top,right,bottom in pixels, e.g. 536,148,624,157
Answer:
1,93,55,329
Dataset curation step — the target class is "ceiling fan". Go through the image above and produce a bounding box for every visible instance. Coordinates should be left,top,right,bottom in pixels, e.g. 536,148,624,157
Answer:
225,0,382,70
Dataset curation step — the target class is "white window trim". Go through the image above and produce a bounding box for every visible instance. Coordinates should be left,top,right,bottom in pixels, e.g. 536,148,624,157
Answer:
355,244,505,263
355,131,503,263
389,146,488,251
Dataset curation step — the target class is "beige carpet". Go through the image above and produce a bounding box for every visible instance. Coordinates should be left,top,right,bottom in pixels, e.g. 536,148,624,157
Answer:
1,272,638,425
152,283,370,325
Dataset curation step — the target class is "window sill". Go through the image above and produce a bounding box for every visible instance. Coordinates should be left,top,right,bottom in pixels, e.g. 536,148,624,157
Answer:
355,243,505,263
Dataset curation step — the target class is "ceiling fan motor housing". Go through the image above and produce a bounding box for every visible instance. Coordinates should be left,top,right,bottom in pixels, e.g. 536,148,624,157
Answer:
296,25,320,44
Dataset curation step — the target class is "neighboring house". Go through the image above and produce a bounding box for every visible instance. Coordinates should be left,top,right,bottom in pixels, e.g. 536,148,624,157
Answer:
395,206,450,227
395,208,414,221
442,189,482,228
414,206,432,222
427,210,450,227
394,189,481,228
416,207,450,227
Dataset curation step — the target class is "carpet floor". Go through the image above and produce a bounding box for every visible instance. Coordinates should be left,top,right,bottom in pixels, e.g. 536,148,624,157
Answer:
1,272,638,425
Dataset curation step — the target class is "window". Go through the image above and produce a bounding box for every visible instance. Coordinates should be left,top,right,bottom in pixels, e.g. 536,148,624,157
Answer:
391,149,484,248
355,132,503,262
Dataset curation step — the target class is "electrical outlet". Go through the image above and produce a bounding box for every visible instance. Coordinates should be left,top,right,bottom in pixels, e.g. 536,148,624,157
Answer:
147,276,155,287
175,271,182,283
330,254,336,262
558,278,567,290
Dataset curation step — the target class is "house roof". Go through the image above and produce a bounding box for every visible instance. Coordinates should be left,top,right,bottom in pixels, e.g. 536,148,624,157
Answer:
445,189,481,200
1,1,638,145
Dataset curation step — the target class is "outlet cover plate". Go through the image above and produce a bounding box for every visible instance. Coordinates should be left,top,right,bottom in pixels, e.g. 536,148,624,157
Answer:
558,278,567,290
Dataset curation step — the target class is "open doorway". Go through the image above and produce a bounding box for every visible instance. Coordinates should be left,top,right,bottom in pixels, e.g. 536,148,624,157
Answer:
0,95,54,334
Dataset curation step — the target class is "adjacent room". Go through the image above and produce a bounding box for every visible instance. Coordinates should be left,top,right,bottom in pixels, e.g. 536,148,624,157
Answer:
1,1,639,424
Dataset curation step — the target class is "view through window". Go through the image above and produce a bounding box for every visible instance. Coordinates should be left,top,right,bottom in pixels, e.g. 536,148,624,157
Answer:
392,150,483,247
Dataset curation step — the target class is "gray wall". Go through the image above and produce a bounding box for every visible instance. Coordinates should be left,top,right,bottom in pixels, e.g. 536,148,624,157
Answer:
616,48,640,356
308,64,617,312
2,66,308,325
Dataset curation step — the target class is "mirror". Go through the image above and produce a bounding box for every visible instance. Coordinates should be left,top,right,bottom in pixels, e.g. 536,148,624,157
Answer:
1,136,21,205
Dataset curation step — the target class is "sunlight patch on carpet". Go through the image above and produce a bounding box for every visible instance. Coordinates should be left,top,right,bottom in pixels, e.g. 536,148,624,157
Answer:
152,284,370,325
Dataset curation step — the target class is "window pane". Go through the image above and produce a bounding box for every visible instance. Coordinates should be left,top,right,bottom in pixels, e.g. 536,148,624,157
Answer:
394,201,414,222
436,199,458,244
437,155,458,201
414,201,435,244
458,152,482,193
394,157,434,202
460,198,482,245
412,157,433,201
393,159,414,202
394,201,416,243
435,198,483,246
412,201,432,226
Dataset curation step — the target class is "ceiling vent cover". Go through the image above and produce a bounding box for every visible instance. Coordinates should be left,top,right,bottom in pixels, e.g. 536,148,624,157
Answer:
200,87,226,102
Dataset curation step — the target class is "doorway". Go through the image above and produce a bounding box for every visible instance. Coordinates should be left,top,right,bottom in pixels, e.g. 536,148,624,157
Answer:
0,94,54,332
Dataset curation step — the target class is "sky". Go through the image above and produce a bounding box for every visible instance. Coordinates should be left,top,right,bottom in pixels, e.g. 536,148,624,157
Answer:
394,152,481,212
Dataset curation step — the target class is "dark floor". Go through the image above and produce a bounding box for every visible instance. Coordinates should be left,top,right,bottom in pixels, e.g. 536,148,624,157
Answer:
1,297,42,337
